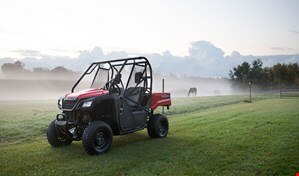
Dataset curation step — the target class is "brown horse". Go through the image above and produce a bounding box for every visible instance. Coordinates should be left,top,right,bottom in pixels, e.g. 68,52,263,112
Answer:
188,87,197,97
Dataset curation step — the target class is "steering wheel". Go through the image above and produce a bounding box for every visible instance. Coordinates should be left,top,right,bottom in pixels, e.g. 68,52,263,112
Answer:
105,79,121,96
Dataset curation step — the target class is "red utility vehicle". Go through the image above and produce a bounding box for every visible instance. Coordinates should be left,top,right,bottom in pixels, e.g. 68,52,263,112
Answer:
47,57,171,155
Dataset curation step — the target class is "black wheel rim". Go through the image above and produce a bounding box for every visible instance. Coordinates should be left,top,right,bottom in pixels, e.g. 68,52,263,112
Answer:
56,128,68,142
94,130,109,151
158,119,168,136
58,136,67,142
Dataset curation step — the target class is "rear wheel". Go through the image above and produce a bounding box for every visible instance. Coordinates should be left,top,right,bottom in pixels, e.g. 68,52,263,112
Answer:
147,114,169,138
82,121,113,155
47,120,73,147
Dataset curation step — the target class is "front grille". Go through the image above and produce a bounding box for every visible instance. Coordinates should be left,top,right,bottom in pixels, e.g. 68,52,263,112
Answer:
62,99,78,110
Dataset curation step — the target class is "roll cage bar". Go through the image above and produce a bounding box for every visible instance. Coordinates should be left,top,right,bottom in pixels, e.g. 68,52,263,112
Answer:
71,57,153,95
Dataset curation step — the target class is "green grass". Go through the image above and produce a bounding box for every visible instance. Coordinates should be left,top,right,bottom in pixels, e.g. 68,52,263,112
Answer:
0,95,298,175
0,100,59,144
163,93,277,115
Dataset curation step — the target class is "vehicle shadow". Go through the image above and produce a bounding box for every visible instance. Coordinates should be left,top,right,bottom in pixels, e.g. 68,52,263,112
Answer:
47,131,198,158
47,124,234,167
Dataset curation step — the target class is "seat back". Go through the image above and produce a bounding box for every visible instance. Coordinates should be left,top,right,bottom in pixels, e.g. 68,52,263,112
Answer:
123,87,146,107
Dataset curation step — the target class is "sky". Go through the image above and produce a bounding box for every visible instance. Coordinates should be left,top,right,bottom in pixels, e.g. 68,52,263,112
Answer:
0,0,299,59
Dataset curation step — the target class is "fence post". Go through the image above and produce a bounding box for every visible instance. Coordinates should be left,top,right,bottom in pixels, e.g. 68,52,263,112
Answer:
162,79,164,114
249,81,252,102
279,82,282,98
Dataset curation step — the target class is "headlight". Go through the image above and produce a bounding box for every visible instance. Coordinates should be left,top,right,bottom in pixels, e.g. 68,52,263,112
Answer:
82,101,93,108
58,97,63,109
58,99,62,106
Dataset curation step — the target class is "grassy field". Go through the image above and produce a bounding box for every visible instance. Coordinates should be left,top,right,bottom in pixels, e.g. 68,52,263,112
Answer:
0,95,298,175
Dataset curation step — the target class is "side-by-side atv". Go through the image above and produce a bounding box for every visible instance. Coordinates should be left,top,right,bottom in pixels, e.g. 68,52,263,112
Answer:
47,57,171,155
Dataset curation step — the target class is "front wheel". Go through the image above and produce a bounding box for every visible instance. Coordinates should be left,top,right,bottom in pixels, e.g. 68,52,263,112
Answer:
82,121,113,155
147,114,169,138
47,120,73,147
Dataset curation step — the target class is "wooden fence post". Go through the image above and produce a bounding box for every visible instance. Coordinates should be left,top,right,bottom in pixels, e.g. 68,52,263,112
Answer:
162,79,164,114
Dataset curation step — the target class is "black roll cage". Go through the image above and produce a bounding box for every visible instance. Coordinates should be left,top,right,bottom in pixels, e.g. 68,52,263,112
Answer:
71,57,153,95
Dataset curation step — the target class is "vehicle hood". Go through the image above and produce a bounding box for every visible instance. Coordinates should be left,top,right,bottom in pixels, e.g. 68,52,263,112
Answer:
65,88,109,100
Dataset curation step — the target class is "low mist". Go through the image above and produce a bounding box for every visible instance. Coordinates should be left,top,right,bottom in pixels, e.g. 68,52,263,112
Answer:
0,70,239,100
0,79,75,100
153,74,234,97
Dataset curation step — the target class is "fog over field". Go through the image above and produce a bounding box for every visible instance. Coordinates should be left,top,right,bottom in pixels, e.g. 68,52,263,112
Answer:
153,74,234,97
0,73,235,100
0,79,74,100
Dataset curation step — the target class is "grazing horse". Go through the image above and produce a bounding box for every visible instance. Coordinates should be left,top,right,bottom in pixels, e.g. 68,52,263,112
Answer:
188,87,197,97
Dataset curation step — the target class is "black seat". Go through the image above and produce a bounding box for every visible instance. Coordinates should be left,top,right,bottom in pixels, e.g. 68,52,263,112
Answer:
123,87,146,107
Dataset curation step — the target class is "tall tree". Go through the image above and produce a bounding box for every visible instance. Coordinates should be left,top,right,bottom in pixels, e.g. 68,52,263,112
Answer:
230,61,250,87
1,61,26,73
230,60,299,89
249,59,263,85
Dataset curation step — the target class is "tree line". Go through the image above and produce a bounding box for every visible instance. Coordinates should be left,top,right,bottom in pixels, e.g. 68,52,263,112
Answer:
2,60,298,89
229,59,299,89
0,61,78,79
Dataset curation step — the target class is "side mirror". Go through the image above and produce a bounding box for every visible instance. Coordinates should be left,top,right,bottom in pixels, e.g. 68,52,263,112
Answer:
135,72,143,84
114,74,121,84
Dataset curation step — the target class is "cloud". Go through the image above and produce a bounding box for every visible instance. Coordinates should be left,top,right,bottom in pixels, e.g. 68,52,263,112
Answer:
230,51,242,59
1,41,299,77
270,47,294,51
141,41,232,77
78,46,104,60
12,49,42,57
0,57,14,66
289,30,299,34
188,41,225,65
106,51,128,59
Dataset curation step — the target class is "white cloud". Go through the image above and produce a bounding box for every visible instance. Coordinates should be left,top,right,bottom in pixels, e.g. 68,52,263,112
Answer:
188,41,225,64
1,41,299,77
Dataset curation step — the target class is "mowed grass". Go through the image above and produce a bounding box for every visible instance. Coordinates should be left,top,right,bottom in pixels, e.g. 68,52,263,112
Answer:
0,95,298,175
164,94,277,115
